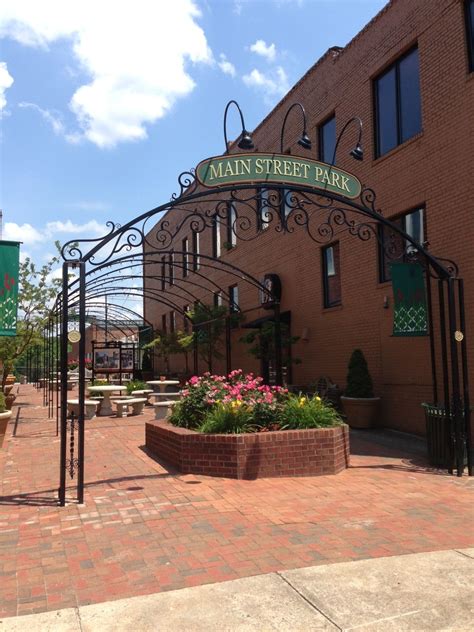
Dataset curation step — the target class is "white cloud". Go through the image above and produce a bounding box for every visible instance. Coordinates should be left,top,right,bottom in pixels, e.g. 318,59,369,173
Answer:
218,53,236,78
0,61,13,112
249,40,276,62
0,0,213,147
4,222,43,245
242,66,289,102
44,219,106,236
19,101,65,135
4,219,107,247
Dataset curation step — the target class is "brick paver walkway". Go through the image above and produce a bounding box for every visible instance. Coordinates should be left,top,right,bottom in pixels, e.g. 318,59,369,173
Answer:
1,385,473,618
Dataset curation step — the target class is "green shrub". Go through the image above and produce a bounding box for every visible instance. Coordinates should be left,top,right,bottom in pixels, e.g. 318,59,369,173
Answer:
345,349,374,398
0,392,5,413
126,380,147,395
198,402,256,434
169,387,210,429
278,394,343,430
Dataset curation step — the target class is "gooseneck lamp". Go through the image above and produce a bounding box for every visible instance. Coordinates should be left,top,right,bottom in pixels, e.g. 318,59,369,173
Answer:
223,100,254,153
280,102,312,153
330,116,364,165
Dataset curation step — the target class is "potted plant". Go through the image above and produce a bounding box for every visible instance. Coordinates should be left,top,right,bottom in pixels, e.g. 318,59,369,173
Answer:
340,349,380,428
0,393,12,448
5,392,16,410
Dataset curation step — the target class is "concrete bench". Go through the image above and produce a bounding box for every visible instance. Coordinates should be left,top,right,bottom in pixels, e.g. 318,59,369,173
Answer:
67,399,99,420
150,391,181,402
131,389,154,405
88,395,104,414
111,397,147,418
153,400,176,420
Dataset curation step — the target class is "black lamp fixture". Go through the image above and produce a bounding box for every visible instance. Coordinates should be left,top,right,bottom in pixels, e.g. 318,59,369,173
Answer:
223,100,254,153
331,116,364,165
280,102,312,153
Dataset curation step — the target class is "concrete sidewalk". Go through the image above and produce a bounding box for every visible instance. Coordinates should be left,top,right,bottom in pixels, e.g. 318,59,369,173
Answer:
1,548,473,631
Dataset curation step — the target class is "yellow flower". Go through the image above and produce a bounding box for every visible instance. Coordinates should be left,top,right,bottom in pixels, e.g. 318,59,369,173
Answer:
298,396,306,407
316,396,321,402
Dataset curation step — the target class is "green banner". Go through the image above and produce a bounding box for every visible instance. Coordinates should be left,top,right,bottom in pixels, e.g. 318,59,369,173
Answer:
390,262,428,337
0,241,20,336
195,153,362,199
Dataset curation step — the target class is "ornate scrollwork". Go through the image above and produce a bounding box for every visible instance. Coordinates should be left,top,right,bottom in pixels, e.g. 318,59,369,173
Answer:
59,177,456,280
171,169,198,200
360,186,380,214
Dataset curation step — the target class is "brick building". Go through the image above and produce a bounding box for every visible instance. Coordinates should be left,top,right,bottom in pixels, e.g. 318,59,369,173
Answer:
144,0,474,436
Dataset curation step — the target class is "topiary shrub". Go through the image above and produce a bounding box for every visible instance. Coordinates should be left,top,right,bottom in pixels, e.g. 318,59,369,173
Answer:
0,392,6,413
345,349,374,398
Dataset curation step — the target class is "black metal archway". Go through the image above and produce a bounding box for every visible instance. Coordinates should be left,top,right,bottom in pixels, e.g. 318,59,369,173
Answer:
50,106,471,505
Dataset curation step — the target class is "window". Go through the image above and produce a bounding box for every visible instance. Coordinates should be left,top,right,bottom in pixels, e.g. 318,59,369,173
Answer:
168,251,174,286
379,208,425,282
466,0,474,72
258,188,270,230
182,237,189,278
192,230,200,271
213,292,221,308
212,216,221,258
229,284,239,312
161,314,167,333
374,47,422,157
226,202,237,248
160,256,166,291
319,115,336,164
170,311,176,333
322,243,341,307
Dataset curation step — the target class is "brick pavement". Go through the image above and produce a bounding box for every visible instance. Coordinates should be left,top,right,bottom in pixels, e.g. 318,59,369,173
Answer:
1,385,473,619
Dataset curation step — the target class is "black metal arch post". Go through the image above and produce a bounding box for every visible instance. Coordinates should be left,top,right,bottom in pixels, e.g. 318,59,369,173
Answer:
59,260,86,506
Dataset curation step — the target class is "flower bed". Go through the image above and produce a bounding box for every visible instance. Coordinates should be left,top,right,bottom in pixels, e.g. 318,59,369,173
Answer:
169,370,343,433
145,371,349,479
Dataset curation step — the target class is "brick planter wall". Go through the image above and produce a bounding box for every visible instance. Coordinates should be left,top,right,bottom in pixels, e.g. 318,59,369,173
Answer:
145,421,350,479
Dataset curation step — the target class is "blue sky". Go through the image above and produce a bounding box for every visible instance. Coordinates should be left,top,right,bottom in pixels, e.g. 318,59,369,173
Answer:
0,0,387,266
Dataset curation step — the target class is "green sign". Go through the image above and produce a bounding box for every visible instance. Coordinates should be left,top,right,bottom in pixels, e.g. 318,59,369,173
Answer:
195,153,362,199
0,241,20,336
390,262,428,337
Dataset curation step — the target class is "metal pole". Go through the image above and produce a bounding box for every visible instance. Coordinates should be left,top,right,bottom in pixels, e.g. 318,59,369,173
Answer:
274,303,283,386
59,263,69,506
457,279,472,476
225,316,232,375
55,305,60,435
105,295,108,342
43,328,47,405
48,318,53,418
438,280,453,474
426,271,438,404
208,322,212,374
119,341,123,385
447,278,463,476
77,262,86,503
193,325,198,375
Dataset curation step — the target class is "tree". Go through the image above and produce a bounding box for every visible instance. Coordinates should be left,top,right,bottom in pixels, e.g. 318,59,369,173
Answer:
187,303,229,372
143,330,193,375
0,248,62,389
239,321,301,381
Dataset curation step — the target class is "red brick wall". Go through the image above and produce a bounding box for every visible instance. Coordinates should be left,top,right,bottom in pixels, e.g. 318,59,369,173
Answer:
144,0,474,437
145,421,350,479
